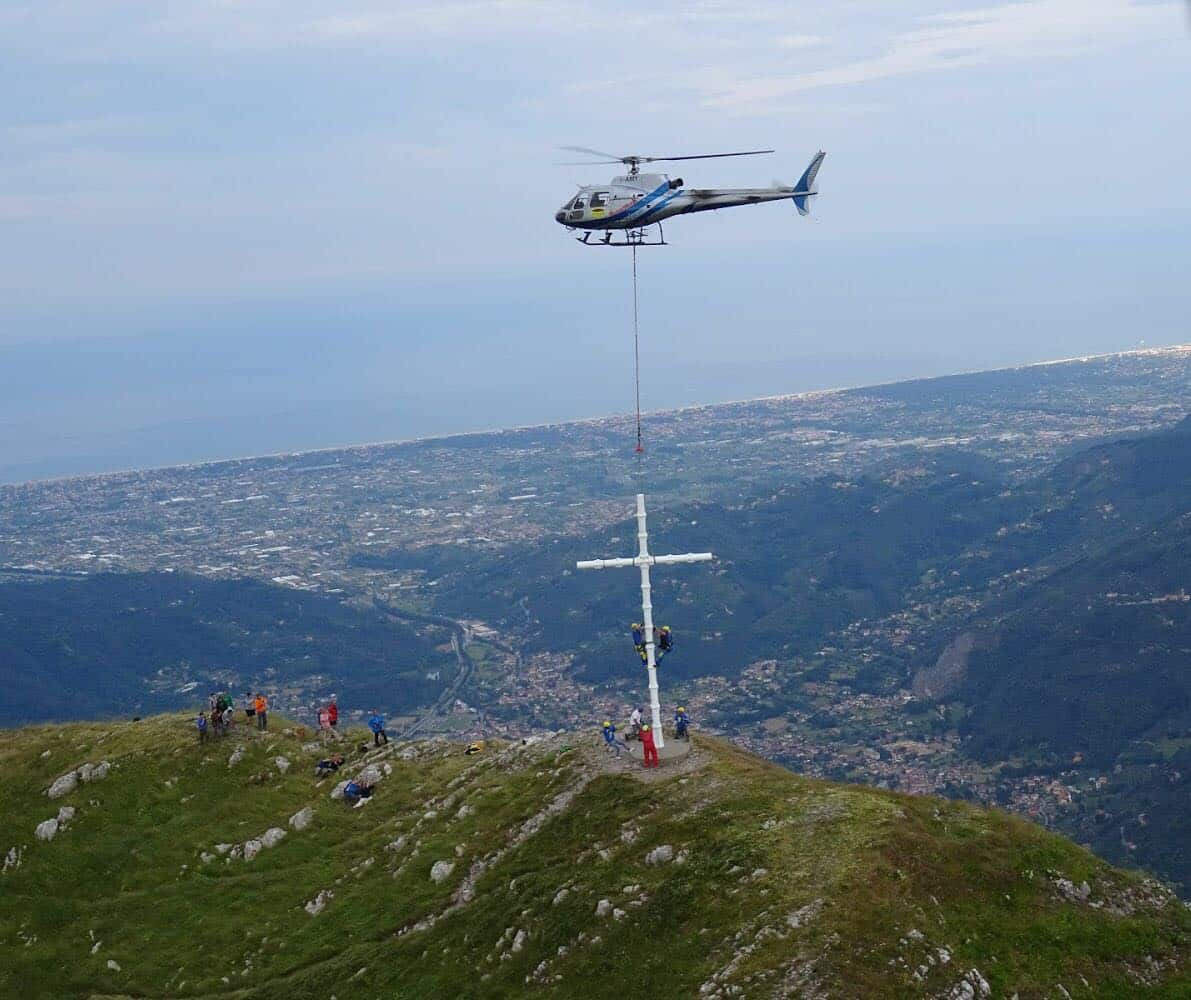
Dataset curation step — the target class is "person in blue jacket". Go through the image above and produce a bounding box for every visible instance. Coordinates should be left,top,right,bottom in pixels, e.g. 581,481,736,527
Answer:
657,625,674,659
601,720,625,756
631,623,675,664
343,778,374,807
674,706,690,741
631,623,648,663
368,710,389,747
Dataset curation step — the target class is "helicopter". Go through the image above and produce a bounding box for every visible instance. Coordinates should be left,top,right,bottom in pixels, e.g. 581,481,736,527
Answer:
555,146,825,246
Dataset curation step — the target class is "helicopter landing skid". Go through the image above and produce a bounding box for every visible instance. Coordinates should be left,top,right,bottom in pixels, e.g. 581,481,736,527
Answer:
577,225,666,247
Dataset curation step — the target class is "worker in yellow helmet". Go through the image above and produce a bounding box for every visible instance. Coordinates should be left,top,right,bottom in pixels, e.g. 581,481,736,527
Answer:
601,719,625,756
674,705,690,741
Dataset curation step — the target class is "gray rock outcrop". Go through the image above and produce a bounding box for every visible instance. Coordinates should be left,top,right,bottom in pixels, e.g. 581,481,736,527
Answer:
47,771,78,799
289,806,314,831
645,844,674,865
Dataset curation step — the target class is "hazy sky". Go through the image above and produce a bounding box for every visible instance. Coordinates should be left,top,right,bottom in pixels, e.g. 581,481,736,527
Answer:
2,1,1189,479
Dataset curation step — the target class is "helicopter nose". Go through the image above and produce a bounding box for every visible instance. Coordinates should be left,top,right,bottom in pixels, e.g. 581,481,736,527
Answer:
555,210,566,223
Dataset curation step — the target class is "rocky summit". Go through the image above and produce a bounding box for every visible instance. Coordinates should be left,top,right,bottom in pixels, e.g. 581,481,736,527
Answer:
0,716,1187,998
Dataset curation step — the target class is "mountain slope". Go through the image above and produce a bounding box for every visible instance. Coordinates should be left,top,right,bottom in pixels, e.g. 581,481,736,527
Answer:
1,716,1187,998
958,510,1191,768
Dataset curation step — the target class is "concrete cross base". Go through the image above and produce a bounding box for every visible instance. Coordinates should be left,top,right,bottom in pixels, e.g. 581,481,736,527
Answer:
627,734,692,766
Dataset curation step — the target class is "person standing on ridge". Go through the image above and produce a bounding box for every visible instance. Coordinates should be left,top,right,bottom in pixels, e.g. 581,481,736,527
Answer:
674,706,690,741
327,697,339,733
629,706,643,740
317,707,332,743
254,693,268,732
368,710,389,747
640,723,659,769
196,711,209,745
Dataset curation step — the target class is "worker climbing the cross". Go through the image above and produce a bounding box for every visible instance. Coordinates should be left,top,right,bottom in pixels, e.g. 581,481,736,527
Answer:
631,623,674,664
657,625,674,660
631,622,647,663
640,723,659,769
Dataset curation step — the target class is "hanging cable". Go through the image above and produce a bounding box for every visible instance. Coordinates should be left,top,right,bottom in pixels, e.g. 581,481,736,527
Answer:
632,241,644,456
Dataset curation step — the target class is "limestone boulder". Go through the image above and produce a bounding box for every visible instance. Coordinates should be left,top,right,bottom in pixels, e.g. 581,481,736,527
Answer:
47,771,78,800
289,806,314,832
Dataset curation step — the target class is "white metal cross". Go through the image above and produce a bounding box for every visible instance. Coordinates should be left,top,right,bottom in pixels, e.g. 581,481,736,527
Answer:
576,493,714,749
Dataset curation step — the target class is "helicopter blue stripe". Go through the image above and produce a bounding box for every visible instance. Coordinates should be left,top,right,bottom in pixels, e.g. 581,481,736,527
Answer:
635,190,682,224
603,181,672,224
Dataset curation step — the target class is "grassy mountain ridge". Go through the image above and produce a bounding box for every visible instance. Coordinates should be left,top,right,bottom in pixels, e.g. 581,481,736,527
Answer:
1,715,1188,998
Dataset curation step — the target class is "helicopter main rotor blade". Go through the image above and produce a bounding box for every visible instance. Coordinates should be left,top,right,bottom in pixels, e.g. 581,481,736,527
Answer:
558,145,626,161
640,149,775,163
555,159,624,166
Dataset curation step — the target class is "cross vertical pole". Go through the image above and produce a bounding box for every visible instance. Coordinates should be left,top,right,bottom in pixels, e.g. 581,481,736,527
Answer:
635,493,664,746
576,493,714,756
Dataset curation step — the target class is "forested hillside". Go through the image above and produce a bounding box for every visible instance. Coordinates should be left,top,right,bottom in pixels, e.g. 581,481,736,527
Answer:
0,572,456,726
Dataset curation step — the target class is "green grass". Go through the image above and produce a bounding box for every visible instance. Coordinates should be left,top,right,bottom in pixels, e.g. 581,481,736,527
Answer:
0,718,1187,998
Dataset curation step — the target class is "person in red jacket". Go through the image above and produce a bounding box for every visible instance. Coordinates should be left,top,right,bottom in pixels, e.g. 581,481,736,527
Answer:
327,697,339,731
640,723,659,769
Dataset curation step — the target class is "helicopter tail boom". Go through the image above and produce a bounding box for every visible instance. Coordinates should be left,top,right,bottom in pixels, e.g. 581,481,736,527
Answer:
792,150,826,216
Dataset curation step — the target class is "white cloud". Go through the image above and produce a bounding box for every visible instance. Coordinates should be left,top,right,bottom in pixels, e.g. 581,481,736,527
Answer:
705,0,1182,109
776,34,826,50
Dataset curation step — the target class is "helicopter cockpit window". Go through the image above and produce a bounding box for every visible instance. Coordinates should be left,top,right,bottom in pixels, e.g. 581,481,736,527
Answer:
571,194,587,210
590,191,609,208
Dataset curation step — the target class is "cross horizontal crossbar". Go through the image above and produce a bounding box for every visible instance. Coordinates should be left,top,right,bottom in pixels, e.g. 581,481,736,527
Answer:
576,552,714,571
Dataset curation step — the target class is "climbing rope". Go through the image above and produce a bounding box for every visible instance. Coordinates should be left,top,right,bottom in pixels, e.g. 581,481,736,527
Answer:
632,241,644,457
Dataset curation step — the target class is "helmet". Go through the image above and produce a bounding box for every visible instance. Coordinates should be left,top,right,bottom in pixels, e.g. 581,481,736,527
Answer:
678,706,685,713
603,720,611,728
642,724,650,731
